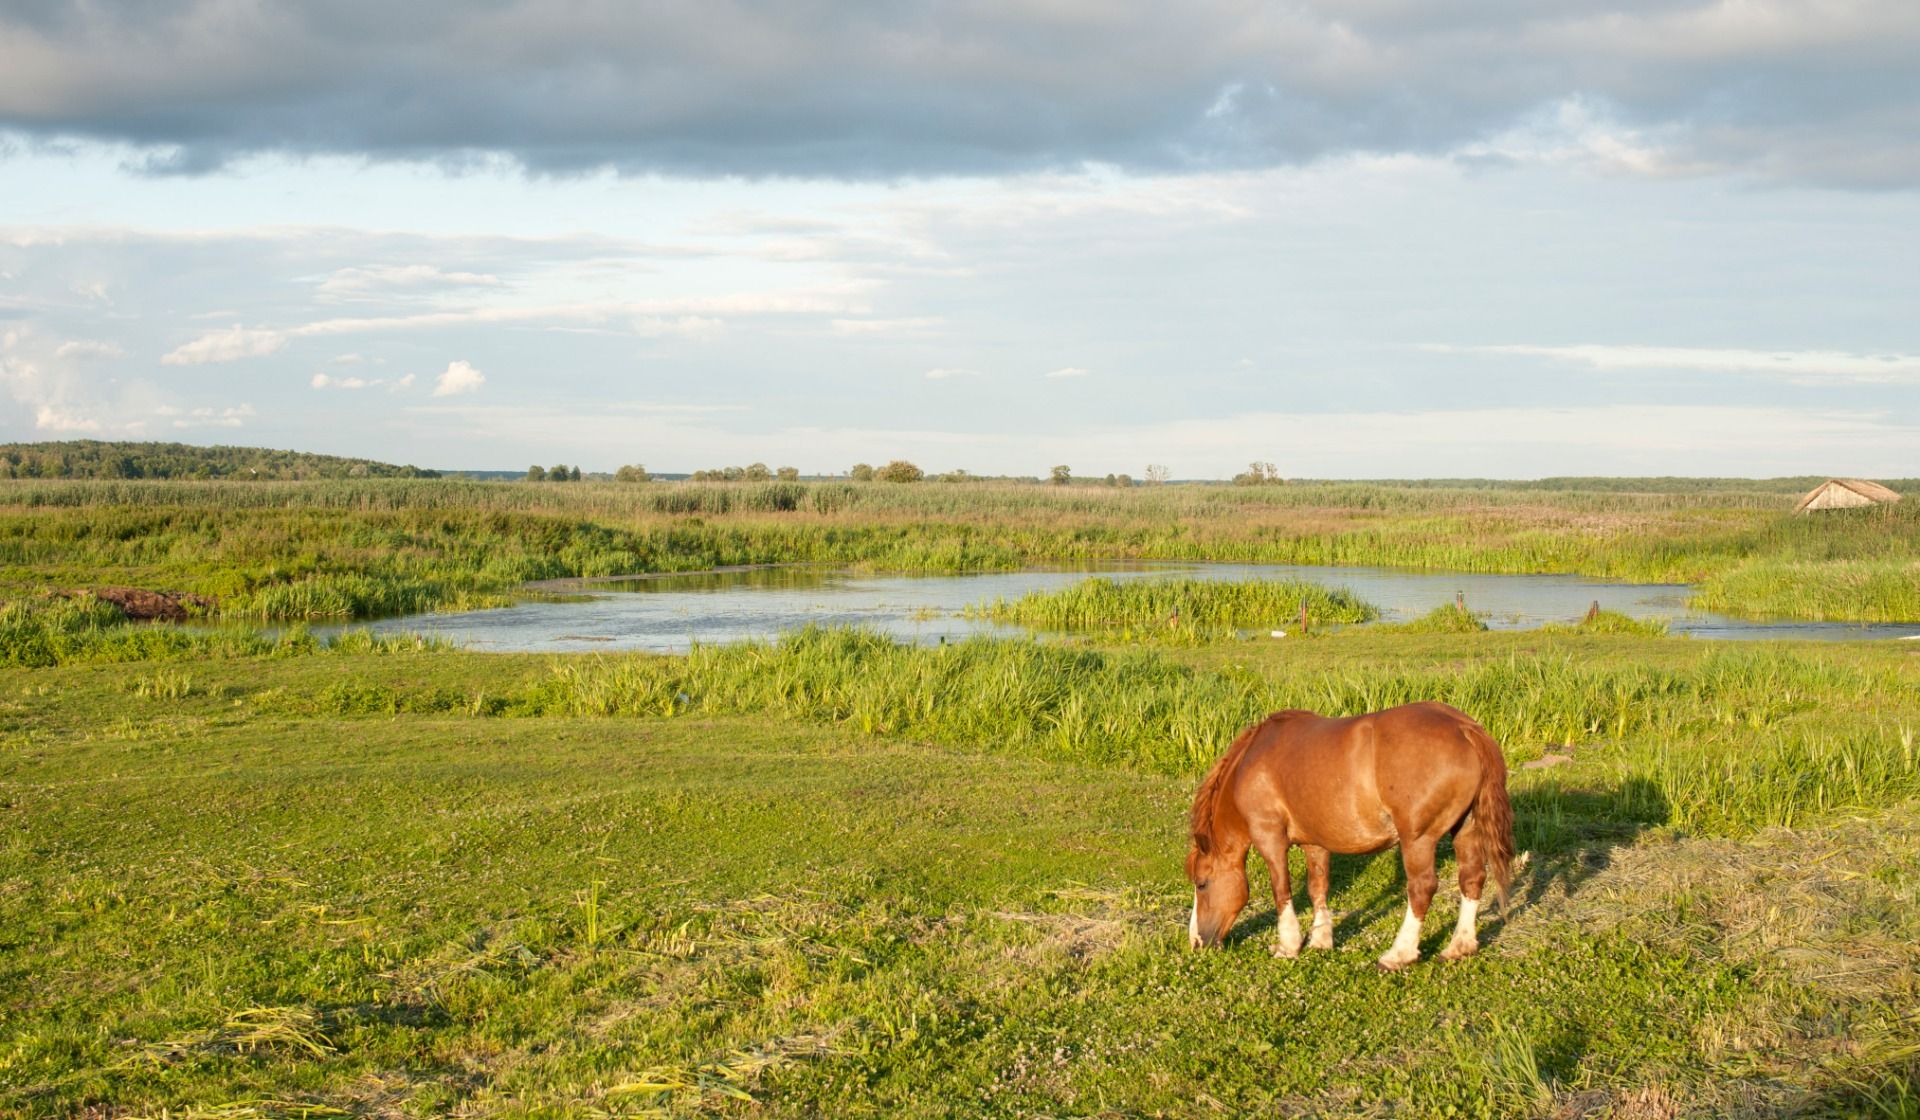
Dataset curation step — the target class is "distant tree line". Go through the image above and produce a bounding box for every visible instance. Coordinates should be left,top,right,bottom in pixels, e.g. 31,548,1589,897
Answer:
0,440,439,480
685,463,802,482
1232,461,1284,486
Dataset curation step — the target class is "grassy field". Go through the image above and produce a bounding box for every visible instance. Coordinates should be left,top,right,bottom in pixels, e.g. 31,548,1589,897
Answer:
3,473,1917,1115
4,625,1918,1117
1,477,1916,624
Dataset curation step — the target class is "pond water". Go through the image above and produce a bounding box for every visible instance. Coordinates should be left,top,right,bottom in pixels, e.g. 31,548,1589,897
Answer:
339,563,1920,652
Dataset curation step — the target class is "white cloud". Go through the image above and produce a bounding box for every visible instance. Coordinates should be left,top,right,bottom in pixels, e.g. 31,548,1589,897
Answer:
1430,343,1920,384
53,339,125,361
432,360,485,397
156,287,866,364
160,404,255,429
33,404,103,432
161,325,287,365
830,317,944,337
316,264,506,299
1044,366,1090,379
2,327,142,435
630,315,724,338
924,368,978,380
314,370,416,392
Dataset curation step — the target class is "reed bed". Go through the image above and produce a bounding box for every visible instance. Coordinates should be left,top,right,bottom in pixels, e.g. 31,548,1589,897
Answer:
526,627,1916,836
1622,724,1920,835
964,576,1377,640
1694,558,1920,623
0,596,443,666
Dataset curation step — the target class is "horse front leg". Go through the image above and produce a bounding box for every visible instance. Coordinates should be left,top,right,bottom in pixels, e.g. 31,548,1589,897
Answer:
1380,833,1439,971
1304,845,1334,950
1257,832,1302,958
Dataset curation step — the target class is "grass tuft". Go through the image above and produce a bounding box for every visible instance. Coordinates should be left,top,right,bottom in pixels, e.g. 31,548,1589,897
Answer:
1378,602,1490,634
965,576,1377,641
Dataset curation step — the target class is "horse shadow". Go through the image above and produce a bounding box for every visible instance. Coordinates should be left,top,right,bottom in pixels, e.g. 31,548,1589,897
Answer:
1223,776,1669,952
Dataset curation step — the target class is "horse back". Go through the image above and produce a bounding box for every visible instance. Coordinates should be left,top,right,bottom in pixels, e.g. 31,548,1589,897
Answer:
1234,702,1486,854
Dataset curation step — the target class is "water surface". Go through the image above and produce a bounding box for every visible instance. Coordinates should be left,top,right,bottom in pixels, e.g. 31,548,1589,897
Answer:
343,563,1920,652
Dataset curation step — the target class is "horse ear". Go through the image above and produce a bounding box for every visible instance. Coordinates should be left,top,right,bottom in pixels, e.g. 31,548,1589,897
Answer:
1192,831,1212,856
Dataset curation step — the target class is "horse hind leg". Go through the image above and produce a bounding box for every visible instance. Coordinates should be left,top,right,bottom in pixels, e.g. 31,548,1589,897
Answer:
1442,813,1486,961
1380,833,1439,971
1304,845,1334,950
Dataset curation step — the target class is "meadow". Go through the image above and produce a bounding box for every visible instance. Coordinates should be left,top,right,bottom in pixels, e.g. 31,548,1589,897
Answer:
3,475,1919,1117
4,619,1919,1117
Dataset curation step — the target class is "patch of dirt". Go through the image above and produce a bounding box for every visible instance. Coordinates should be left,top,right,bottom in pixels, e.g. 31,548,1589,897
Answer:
1554,1085,1681,1120
988,885,1163,962
63,586,214,621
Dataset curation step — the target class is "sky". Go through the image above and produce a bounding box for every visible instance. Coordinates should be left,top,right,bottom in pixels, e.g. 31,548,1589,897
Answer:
2,1,1918,478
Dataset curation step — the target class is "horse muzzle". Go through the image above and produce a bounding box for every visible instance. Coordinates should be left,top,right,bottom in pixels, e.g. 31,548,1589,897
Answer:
1188,905,1224,949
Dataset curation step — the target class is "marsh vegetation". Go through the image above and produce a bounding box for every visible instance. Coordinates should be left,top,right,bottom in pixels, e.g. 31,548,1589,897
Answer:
1,476,1915,623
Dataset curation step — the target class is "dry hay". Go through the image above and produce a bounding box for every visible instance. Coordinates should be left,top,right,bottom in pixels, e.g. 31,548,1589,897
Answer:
988,884,1164,963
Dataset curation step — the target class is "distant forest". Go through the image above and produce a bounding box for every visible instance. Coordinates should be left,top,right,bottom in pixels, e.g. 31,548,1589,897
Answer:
0,441,440,480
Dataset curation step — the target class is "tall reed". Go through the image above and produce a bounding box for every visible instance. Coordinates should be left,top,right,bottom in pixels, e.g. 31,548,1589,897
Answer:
965,577,1376,639
530,627,1915,832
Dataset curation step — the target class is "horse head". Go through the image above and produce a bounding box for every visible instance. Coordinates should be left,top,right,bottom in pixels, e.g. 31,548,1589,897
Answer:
1185,826,1250,949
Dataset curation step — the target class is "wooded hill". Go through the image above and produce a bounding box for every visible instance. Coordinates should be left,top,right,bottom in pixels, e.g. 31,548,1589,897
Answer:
0,441,439,480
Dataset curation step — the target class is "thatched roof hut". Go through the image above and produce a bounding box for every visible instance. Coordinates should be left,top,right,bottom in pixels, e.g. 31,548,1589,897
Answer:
1794,478,1902,513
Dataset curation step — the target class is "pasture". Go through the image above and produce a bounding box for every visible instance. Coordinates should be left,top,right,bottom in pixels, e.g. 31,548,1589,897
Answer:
2,478,1918,1117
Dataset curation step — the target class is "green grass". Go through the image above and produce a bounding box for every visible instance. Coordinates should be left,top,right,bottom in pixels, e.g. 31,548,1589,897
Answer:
526,628,1920,843
1695,558,1920,623
5,639,1918,1116
1539,609,1672,638
0,595,448,667
1,477,1916,623
964,576,1377,641
1377,602,1491,634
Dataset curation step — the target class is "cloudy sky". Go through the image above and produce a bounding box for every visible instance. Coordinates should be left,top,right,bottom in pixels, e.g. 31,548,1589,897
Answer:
2,1,1917,477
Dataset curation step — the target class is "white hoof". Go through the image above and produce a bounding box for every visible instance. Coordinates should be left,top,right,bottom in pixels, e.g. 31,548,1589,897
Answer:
1378,903,1424,971
1439,934,1478,961
1309,913,1333,950
1274,903,1303,959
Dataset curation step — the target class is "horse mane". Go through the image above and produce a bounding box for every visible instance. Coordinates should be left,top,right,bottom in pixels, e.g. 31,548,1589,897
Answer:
1189,712,1304,853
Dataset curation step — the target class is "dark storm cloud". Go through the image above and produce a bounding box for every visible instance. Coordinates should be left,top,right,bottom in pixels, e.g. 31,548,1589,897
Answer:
1,1,1917,185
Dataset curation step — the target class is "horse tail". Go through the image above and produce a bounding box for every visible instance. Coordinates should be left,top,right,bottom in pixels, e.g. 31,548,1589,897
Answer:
1463,719,1516,911
1188,716,1274,853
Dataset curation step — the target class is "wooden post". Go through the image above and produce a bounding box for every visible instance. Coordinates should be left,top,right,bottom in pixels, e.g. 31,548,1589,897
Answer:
1584,600,1601,623
1298,601,1309,632
1455,591,1466,612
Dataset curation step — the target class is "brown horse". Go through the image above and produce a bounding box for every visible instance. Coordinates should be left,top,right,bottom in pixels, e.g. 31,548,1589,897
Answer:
1185,702,1514,969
